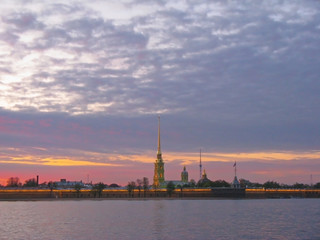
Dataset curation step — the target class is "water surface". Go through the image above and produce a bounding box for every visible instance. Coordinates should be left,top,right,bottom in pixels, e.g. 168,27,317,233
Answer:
0,199,319,240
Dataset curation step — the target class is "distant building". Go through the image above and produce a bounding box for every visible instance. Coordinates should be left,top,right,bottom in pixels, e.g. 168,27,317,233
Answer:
197,169,211,186
232,161,241,188
181,166,188,183
232,176,241,188
153,117,190,188
55,179,84,189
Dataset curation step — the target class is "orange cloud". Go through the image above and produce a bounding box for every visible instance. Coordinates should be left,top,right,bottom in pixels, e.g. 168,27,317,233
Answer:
0,147,320,168
40,158,121,167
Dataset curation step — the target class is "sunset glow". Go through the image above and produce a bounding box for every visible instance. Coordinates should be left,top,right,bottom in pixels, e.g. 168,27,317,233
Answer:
1,0,320,186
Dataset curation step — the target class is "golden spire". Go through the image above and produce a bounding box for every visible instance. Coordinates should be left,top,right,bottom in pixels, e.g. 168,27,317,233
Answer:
202,169,207,179
157,115,161,155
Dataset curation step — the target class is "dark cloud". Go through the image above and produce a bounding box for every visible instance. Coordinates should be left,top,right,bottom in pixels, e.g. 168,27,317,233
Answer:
0,0,319,154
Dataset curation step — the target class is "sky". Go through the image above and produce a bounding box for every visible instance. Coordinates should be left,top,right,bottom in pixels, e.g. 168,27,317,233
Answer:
0,0,320,186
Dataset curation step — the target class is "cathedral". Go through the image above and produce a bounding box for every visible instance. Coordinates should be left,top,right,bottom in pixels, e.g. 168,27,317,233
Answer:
153,117,189,188
152,117,240,189
153,116,165,188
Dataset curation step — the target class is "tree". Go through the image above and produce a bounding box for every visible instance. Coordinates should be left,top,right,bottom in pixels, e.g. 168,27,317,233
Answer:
127,181,136,197
263,181,281,189
136,179,142,198
239,178,263,188
314,182,320,189
48,181,57,191
109,183,119,188
292,183,309,189
189,179,196,188
23,178,38,187
166,181,175,197
197,179,213,188
92,182,105,198
210,180,231,188
74,183,82,198
6,177,21,187
142,177,149,197
239,178,250,188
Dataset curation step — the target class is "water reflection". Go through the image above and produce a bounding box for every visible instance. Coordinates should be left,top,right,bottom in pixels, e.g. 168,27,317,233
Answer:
0,199,319,240
152,200,165,240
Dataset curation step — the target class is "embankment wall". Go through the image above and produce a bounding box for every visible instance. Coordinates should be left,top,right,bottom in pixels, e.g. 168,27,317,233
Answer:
0,188,319,200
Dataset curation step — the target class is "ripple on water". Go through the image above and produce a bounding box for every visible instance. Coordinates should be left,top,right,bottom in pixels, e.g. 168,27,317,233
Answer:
0,199,319,240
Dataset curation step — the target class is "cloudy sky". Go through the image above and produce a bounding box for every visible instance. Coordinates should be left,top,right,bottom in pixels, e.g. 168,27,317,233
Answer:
0,0,320,186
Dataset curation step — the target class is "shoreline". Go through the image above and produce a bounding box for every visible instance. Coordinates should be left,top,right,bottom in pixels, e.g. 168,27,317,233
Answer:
0,188,319,200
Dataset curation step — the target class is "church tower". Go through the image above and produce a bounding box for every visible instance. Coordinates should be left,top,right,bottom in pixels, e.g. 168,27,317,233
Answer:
232,161,240,188
153,116,165,188
181,166,188,183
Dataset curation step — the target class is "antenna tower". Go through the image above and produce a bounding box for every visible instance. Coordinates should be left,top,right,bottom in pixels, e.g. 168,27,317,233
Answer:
199,149,202,179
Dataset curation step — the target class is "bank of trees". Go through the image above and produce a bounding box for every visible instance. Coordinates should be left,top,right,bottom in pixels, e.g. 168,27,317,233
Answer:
2,175,320,190
239,179,320,189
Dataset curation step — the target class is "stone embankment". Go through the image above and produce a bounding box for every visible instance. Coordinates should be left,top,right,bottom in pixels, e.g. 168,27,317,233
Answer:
0,188,319,200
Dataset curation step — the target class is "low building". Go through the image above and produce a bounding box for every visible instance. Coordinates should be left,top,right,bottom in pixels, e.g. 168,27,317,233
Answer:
54,179,85,189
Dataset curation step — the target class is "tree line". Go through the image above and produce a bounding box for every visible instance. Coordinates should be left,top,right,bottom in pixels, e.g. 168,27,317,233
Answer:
2,176,320,190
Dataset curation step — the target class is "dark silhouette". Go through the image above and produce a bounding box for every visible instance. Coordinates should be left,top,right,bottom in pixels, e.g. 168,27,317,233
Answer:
292,182,309,189
6,177,21,187
197,179,212,188
166,181,175,197
263,181,281,189
92,182,106,198
136,179,142,197
314,182,320,189
74,183,82,198
127,181,136,197
210,180,231,188
189,179,196,188
23,178,38,187
109,183,120,188
239,178,263,188
142,177,149,197
48,181,57,190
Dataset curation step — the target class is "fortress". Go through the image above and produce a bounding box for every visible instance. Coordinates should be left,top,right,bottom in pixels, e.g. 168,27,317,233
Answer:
1,117,319,200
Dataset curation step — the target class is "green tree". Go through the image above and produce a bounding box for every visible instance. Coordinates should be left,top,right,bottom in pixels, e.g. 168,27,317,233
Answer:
166,181,175,197
210,180,231,188
127,181,136,197
263,181,281,189
74,183,82,198
189,179,196,188
292,183,309,189
197,179,213,188
23,178,38,187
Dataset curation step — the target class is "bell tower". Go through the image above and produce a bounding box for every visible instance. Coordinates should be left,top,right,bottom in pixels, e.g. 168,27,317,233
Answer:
153,116,165,188
181,166,188,183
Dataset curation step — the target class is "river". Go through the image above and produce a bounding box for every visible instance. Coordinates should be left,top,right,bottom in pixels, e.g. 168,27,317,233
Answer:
0,199,319,240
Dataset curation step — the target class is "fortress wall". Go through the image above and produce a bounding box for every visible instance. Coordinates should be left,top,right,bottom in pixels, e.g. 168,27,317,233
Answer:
245,189,320,198
1,188,319,200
